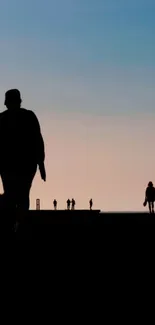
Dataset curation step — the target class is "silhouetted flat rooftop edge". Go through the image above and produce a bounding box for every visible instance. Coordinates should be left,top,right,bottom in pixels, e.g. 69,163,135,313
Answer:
29,209,100,212
100,211,149,214
9,209,149,215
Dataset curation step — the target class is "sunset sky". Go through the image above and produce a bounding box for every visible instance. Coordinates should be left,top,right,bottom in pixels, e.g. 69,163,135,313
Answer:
0,0,155,211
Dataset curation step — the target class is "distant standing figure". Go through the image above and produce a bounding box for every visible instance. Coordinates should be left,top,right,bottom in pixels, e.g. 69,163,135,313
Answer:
53,199,57,210
67,199,71,210
89,199,93,210
36,198,40,210
0,89,46,211
143,181,155,214
71,198,76,210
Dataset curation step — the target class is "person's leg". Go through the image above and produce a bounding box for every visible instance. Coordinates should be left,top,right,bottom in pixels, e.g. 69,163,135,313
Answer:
148,202,152,214
16,186,30,210
1,171,17,209
0,171,17,232
152,202,154,213
16,166,37,211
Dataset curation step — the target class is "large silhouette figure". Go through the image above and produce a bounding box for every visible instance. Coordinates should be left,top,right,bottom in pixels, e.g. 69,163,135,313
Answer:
0,89,46,211
143,181,155,214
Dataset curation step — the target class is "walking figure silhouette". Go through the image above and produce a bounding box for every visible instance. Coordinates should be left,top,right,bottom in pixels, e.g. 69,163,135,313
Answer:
89,199,93,210
67,199,71,210
143,181,155,214
71,198,75,210
53,199,57,210
0,89,46,212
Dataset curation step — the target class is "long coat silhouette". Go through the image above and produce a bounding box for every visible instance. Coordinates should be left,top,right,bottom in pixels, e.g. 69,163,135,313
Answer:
143,181,155,214
0,89,46,211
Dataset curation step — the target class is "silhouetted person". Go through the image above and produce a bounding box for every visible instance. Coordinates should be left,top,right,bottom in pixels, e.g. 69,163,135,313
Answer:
143,182,155,214
0,89,46,212
71,198,75,210
53,199,57,210
67,199,71,210
89,199,93,210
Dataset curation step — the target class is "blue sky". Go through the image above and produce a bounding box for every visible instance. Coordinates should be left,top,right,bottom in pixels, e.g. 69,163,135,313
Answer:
0,1,154,67
0,0,155,104
0,0,155,116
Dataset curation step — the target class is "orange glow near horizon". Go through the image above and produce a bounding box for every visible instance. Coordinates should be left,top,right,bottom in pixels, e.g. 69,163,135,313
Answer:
0,113,153,212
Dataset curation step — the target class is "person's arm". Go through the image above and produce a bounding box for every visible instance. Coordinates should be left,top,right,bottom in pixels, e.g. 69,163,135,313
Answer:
39,161,46,182
31,112,45,162
30,111,46,181
143,188,148,206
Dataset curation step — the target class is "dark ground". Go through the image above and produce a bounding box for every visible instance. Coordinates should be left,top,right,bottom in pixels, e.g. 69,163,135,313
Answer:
1,210,154,239
103,212,154,224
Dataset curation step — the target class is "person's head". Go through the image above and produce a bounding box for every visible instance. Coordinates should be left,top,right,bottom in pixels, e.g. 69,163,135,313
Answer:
148,181,153,187
4,89,22,110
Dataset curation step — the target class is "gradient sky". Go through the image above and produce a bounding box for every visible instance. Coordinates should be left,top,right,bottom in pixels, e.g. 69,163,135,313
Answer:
0,0,155,211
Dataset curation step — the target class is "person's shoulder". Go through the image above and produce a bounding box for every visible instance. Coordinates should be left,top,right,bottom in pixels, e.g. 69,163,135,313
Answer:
0,110,8,122
21,108,35,115
0,110,8,117
21,108,37,119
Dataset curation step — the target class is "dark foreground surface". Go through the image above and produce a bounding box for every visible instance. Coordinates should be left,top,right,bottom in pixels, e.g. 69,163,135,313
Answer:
103,212,154,224
23,210,154,225
1,210,154,239
1,209,101,239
